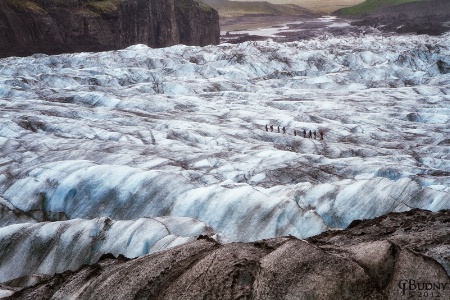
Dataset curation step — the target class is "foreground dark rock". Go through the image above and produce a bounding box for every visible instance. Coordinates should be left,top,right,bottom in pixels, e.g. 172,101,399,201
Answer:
0,0,219,58
309,208,450,274
6,209,450,299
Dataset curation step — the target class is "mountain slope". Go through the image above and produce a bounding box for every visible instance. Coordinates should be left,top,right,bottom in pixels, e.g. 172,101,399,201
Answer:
201,0,316,17
347,0,450,35
336,0,426,15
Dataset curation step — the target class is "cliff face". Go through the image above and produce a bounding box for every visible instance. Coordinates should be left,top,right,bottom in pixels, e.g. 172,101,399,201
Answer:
175,0,220,47
0,0,219,58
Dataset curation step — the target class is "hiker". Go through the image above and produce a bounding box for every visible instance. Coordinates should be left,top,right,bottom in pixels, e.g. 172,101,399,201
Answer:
265,124,269,131
303,129,306,138
282,127,286,134
270,125,273,132
277,126,280,133
294,130,297,136
313,131,317,139
319,129,324,140
308,130,312,138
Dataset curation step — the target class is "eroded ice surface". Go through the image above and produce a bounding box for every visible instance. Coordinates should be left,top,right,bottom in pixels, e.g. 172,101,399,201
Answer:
0,216,220,285
1,34,450,249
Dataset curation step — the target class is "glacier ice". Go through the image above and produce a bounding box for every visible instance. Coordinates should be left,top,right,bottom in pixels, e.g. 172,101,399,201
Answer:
0,33,450,284
0,216,218,285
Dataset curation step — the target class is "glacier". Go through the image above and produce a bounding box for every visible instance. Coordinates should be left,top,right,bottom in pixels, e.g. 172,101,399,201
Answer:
0,216,219,286
0,32,450,286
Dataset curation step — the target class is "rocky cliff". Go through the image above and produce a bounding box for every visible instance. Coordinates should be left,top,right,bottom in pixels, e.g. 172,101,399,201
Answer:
4,209,450,299
0,0,219,58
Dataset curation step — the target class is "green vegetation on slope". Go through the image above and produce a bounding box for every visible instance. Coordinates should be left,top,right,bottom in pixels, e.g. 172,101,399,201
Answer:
85,0,125,15
5,0,47,14
176,0,214,13
6,0,215,17
201,0,313,17
337,0,426,15
6,0,126,15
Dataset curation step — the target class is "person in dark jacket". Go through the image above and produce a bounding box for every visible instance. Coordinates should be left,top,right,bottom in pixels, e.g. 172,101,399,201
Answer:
313,131,317,139
303,129,306,138
265,124,269,131
294,130,297,136
270,125,273,132
319,129,324,140
282,127,286,134
308,130,312,138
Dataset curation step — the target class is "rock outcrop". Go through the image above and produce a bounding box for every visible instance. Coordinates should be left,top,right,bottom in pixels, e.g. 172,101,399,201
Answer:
5,209,450,299
0,0,219,58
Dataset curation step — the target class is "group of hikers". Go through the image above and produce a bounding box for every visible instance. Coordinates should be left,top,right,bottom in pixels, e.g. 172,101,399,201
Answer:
265,124,324,140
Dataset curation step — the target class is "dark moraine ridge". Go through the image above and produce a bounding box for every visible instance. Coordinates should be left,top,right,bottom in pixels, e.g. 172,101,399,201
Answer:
0,0,219,58
6,209,450,299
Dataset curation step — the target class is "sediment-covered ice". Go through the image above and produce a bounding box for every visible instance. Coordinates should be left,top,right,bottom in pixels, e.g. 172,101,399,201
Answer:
1,33,450,277
0,216,219,285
